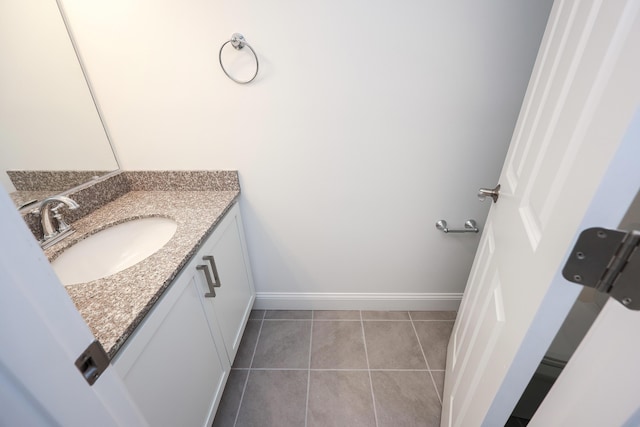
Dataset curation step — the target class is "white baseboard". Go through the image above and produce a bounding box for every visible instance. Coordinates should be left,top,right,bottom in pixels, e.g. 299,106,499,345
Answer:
253,292,462,311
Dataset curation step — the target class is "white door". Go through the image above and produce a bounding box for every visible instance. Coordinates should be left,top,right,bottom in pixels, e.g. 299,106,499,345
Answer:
442,1,640,426
0,188,147,426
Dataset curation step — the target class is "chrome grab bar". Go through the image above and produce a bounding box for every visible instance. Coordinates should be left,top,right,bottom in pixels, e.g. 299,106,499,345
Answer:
436,219,479,233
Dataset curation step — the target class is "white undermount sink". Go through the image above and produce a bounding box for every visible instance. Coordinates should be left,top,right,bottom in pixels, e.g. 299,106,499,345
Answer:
52,217,178,286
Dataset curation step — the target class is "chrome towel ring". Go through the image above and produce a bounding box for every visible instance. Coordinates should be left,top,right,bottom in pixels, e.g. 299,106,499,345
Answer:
219,33,259,84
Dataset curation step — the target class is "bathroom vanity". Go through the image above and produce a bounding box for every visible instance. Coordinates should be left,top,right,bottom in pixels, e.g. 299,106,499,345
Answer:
37,171,255,426
112,202,254,427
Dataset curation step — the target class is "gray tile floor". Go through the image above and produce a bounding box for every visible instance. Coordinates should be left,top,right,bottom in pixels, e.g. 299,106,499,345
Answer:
213,310,455,427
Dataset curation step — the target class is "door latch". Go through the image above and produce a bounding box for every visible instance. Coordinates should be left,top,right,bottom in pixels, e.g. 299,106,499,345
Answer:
75,340,109,385
563,228,640,310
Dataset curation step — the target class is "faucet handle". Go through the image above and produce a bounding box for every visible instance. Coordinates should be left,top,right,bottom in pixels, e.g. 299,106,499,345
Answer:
51,204,72,232
31,202,66,217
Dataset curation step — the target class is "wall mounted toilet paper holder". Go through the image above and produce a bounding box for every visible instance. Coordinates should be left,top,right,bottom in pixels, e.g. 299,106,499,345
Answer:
436,219,479,233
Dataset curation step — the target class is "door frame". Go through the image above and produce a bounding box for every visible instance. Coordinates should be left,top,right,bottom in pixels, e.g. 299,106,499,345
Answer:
530,106,640,427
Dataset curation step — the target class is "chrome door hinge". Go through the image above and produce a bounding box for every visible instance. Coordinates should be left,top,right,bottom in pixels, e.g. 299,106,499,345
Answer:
75,340,109,386
563,228,640,310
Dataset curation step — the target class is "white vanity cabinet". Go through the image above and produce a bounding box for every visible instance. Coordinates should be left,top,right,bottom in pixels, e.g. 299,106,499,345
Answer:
195,203,256,363
112,202,255,427
112,270,228,427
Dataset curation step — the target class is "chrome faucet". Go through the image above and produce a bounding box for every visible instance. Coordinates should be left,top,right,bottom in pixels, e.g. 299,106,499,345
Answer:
38,196,79,248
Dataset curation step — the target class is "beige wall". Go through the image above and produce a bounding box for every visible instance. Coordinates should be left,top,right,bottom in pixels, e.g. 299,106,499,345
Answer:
60,0,553,306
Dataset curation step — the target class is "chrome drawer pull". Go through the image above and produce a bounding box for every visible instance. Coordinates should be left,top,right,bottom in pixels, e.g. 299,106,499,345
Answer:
196,264,217,298
203,255,222,289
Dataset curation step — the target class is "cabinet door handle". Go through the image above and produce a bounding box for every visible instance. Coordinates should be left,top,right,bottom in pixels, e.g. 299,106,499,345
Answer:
203,255,222,289
196,264,217,298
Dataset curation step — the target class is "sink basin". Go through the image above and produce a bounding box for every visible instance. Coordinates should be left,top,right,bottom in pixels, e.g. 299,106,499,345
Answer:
52,217,178,286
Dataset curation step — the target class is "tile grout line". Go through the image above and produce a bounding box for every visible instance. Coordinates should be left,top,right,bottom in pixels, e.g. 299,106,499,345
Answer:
228,311,449,425
409,311,443,405
304,310,314,427
233,310,266,427
231,367,440,372
260,318,455,322
360,310,379,427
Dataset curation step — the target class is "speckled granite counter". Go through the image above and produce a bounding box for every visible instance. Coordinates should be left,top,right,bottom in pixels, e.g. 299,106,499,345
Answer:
43,187,240,358
8,170,111,210
10,190,52,209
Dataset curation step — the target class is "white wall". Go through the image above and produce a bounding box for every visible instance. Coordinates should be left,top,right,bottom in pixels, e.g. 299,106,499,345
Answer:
0,0,117,192
60,0,553,308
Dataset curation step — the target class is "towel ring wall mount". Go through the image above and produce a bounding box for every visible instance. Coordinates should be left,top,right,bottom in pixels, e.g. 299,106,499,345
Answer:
219,33,259,84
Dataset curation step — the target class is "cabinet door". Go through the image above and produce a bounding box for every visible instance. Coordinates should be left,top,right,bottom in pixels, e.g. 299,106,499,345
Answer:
114,273,229,427
198,205,255,363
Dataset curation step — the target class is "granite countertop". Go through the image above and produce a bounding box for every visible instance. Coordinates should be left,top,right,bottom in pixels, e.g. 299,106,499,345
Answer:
10,190,53,209
44,189,240,358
